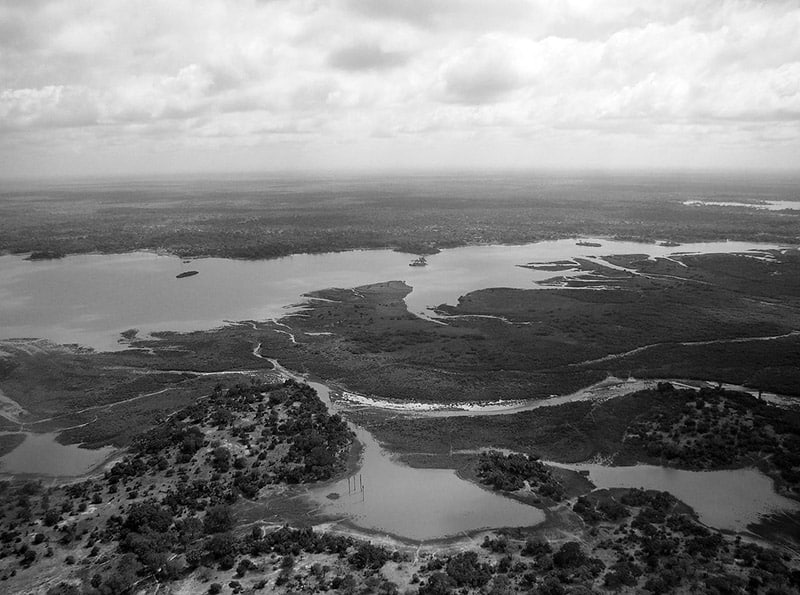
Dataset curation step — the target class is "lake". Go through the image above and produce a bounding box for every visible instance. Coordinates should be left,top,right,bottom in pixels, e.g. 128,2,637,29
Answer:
0,239,786,352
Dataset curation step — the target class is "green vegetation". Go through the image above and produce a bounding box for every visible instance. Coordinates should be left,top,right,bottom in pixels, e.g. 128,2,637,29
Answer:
265,247,800,407
476,451,566,503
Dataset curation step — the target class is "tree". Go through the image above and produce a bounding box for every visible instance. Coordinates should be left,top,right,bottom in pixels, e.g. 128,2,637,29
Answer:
419,572,454,595
211,447,231,472
204,505,234,534
445,551,492,588
205,532,237,569
554,541,586,568
124,501,173,533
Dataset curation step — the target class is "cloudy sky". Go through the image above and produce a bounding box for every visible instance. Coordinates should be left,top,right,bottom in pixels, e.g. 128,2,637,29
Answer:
1,0,799,177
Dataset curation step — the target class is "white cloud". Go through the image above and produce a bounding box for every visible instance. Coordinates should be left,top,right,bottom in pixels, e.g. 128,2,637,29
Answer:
1,0,799,176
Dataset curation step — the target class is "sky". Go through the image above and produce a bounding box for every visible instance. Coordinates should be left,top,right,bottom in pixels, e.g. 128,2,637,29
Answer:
1,0,799,178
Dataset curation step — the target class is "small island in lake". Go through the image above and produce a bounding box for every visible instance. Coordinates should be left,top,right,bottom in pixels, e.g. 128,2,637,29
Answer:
176,270,199,279
26,250,64,261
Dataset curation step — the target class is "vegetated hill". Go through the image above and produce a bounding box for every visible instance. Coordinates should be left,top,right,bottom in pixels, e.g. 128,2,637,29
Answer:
0,380,354,592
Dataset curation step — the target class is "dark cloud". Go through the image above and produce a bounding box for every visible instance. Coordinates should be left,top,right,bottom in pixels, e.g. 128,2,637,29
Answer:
328,42,408,71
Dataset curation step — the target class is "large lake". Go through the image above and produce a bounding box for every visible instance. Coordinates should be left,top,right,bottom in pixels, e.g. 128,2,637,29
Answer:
0,239,786,352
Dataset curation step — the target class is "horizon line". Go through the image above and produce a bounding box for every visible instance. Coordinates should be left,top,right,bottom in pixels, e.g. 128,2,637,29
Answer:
3,164,800,185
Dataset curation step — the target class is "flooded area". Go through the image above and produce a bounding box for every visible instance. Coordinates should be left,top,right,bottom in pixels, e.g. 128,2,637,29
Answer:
0,239,788,352
549,462,800,534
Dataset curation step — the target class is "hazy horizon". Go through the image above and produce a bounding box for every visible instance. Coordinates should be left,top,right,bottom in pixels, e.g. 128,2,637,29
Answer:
4,165,800,186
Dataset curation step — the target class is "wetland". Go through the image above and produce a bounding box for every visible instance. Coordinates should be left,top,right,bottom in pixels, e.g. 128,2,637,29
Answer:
1,173,799,593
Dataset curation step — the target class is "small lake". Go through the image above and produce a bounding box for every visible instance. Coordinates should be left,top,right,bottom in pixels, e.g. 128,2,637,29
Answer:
310,426,544,541
0,239,787,352
271,370,546,541
550,462,800,533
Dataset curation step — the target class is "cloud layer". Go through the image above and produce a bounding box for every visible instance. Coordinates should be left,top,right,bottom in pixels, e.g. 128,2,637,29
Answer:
1,0,799,176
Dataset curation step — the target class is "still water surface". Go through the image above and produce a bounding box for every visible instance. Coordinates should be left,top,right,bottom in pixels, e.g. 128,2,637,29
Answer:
0,239,785,351
299,378,545,541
